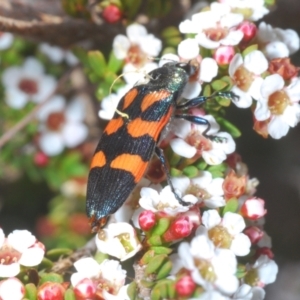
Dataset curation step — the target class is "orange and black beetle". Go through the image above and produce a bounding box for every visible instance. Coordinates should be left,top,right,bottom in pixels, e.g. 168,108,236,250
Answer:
86,61,236,231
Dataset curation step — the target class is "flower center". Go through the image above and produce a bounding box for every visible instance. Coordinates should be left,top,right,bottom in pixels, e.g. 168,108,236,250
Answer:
208,225,233,249
187,131,212,152
203,27,229,42
232,7,253,20
126,44,147,67
195,258,217,282
47,112,65,131
18,78,38,95
233,66,253,92
117,233,134,253
186,184,210,200
268,90,289,115
0,246,22,265
244,268,259,287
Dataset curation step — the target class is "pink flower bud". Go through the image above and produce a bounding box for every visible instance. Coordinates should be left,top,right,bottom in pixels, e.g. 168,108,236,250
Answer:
255,247,274,260
37,282,65,300
102,5,122,23
74,278,96,299
241,198,267,220
34,152,49,167
138,210,156,231
163,216,192,242
213,46,235,65
244,226,264,244
0,278,25,300
237,21,257,43
175,275,196,297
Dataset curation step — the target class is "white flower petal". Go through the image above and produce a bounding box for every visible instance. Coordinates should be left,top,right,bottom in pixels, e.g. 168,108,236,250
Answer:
202,210,221,229
182,81,201,99
7,230,36,252
222,212,246,235
19,247,44,266
23,57,44,75
199,58,218,82
65,96,86,122
231,86,253,108
229,53,243,77
37,95,66,120
39,132,64,156
62,122,88,148
268,116,289,139
220,30,243,46
178,38,199,60
113,35,131,59
0,263,20,278
126,24,147,43
231,233,251,256
170,138,197,158
261,74,284,98
264,41,289,59
196,32,220,49
5,89,28,109
244,50,268,75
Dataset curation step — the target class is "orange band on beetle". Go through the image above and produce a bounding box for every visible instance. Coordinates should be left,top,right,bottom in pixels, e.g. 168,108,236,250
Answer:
122,88,138,110
104,117,124,135
110,153,148,182
141,90,171,112
90,150,106,169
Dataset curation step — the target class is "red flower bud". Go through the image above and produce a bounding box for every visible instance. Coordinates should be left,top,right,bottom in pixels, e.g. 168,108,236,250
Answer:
163,216,192,242
74,278,96,300
237,21,257,43
102,5,122,24
138,210,156,231
34,151,49,167
244,226,264,244
213,46,235,65
175,275,196,297
255,247,274,260
241,197,267,220
37,282,65,300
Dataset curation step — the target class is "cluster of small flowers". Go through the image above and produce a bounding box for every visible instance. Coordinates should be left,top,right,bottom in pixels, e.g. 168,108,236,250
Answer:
1,54,88,157
93,0,297,298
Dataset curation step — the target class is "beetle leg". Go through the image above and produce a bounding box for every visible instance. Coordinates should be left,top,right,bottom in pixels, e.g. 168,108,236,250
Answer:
176,91,239,109
154,147,190,206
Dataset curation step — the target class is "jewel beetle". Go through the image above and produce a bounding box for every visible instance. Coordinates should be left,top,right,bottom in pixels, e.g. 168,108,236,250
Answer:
86,61,237,231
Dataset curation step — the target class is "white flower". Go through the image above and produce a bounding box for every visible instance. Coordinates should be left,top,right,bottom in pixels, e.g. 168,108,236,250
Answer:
219,0,269,21
113,24,162,84
0,229,45,277
39,43,79,65
0,32,14,50
71,257,129,300
2,57,57,109
98,84,132,120
254,75,300,139
171,171,225,208
95,222,142,261
37,95,88,156
250,255,278,286
179,3,243,49
176,234,239,295
229,50,268,108
200,210,251,256
138,185,196,216
257,22,300,59
0,278,25,300
170,114,235,165
232,284,265,300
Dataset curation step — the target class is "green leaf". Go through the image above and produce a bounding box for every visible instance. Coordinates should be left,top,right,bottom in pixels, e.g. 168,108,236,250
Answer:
182,165,198,177
223,198,239,214
207,163,227,172
150,246,172,255
151,218,170,235
145,254,168,275
39,257,54,269
156,260,172,280
96,82,111,100
148,235,163,246
161,26,180,39
210,170,224,178
216,117,241,138
25,283,37,300
108,51,123,73
211,79,229,91
195,159,207,170
170,167,182,177
141,279,156,288
121,0,141,18
46,248,73,260
127,281,137,300
64,289,76,300
88,51,106,77
39,273,63,285
242,44,258,57
140,249,155,265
